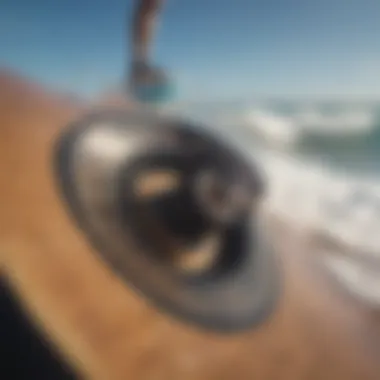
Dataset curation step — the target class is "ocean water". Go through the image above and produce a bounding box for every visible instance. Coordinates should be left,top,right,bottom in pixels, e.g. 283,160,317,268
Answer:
174,99,380,304
175,100,380,263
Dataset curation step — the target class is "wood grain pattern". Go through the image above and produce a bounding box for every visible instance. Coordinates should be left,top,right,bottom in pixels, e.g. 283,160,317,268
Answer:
0,71,379,380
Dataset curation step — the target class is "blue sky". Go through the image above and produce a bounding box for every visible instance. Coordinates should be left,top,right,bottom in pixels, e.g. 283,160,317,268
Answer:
1,0,379,100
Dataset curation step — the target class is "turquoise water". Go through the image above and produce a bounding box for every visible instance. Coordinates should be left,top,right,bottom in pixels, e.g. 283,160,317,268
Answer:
271,101,380,177
181,100,380,179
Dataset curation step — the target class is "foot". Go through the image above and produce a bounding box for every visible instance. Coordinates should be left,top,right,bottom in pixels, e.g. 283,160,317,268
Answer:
128,61,174,104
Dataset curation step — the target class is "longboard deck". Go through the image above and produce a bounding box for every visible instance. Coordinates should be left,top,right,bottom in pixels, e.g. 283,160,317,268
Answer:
0,70,379,380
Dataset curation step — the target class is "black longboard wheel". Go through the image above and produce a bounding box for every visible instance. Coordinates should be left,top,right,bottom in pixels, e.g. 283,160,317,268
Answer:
54,108,280,332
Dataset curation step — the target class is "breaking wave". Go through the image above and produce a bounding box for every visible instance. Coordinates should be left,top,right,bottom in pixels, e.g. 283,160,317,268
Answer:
181,101,380,258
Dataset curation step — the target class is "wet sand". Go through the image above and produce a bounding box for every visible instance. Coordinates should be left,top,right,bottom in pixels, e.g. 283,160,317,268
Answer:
0,70,379,380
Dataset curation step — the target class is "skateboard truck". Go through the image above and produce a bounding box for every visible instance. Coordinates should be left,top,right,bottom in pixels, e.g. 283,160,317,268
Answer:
54,108,280,332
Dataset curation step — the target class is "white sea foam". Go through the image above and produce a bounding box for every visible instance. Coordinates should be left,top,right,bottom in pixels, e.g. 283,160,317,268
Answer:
244,105,375,148
253,146,380,305
295,107,374,135
245,109,299,146
257,150,380,255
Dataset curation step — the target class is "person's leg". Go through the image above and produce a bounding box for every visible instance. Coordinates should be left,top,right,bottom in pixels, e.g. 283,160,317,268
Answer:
130,0,164,65
128,0,174,104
